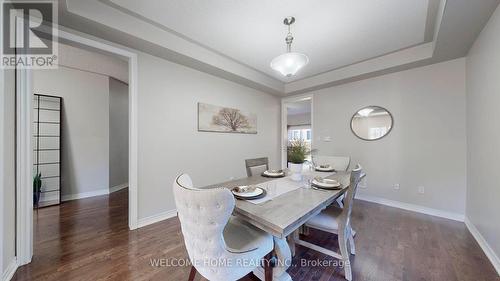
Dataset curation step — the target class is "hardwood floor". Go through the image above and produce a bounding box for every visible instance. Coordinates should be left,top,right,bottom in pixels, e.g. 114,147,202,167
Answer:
13,189,498,281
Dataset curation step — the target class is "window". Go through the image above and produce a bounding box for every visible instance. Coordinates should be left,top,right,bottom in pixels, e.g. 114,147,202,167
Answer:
369,127,387,139
288,128,311,143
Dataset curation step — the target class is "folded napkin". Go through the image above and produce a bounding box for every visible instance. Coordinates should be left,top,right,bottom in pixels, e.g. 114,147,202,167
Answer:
232,185,263,197
263,170,284,176
315,165,336,172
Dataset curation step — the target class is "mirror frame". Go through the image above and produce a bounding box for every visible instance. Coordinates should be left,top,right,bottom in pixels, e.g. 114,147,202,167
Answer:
350,105,394,141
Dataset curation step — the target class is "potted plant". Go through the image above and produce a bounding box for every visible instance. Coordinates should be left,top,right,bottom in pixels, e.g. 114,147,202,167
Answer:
33,172,42,207
287,139,310,181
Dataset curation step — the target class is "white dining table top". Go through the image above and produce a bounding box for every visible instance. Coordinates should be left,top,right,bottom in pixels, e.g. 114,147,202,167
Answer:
202,171,352,238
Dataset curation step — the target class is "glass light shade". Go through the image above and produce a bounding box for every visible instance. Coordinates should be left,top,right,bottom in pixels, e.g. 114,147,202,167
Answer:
270,52,309,77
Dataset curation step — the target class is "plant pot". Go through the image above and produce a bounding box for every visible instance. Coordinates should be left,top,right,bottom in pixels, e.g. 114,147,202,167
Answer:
289,163,303,182
33,191,41,206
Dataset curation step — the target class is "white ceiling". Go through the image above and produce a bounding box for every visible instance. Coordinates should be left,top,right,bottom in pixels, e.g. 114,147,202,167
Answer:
61,0,500,95
108,0,429,82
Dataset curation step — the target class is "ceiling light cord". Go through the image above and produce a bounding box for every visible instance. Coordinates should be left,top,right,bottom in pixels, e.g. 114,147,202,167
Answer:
285,18,294,53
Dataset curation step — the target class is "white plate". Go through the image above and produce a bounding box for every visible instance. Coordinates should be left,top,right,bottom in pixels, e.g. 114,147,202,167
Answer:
232,186,264,197
312,178,340,188
263,170,284,177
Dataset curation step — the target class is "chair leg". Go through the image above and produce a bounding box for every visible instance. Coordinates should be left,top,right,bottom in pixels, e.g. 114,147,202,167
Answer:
301,225,310,236
188,266,197,281
263,252,274,281
348,233,356,255
338,229,352,281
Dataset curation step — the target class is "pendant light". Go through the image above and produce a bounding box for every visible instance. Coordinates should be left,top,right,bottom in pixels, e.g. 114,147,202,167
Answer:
270,17,309,77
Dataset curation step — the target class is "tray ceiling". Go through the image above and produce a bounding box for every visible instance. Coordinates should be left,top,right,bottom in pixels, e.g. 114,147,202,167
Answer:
107,0,430,82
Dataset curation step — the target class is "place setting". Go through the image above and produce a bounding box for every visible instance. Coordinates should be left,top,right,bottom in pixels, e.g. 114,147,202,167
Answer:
311,176,342,191
314,164,336,173
261,169,286,178
231,185,267,200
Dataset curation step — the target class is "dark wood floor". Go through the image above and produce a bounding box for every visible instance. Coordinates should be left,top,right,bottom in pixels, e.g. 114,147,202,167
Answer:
13,188,498,281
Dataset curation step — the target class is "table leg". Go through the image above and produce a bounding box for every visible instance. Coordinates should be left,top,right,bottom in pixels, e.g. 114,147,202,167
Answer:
253,237,292,281
287,231,298,257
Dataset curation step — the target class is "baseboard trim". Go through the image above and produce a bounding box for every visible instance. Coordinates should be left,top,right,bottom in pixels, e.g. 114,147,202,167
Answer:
110,183,128,193
62,189,109,202
2,258,17,281
355,194,465,222
137,209,177,228
62,183,129,202
465,217,500,275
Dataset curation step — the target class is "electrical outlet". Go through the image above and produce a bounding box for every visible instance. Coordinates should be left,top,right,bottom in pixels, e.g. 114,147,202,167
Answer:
323,136,332,142
418,186,425,194
393,184,400,190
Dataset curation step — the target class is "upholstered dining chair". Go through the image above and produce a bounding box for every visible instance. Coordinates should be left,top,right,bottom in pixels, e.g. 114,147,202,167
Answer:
173,174,274,281
301,165,363,281
312,155,351,208
245,157,269,177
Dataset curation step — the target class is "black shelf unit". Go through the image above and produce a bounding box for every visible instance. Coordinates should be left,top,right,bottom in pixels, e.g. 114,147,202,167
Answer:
33,94,62,207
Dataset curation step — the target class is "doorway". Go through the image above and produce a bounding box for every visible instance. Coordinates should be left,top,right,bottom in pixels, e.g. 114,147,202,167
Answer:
15,26,139,266
281,95,313,169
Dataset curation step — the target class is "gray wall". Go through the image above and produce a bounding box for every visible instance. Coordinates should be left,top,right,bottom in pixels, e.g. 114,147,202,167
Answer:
312,58,467,215
33,67,110,198
466,4,500,261
137,52,281,219
109,78,129,189
1,69,16,274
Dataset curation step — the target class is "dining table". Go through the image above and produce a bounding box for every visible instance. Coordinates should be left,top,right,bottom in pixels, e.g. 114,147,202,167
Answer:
202,170,355,281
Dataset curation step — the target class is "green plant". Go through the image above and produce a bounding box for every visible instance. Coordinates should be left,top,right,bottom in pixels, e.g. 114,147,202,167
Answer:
287,139,311,164
33,172,42,202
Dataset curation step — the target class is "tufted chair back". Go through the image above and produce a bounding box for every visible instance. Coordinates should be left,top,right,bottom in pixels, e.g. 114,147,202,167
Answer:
173,174,236,279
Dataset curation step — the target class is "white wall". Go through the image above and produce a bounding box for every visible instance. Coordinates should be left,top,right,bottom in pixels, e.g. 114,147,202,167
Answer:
109,78,129,189
33,67,110,198
312,58,467,216
57,43,129,83
466,4,500,266
32,42,129,200
287,113,311,126
137,52,281,219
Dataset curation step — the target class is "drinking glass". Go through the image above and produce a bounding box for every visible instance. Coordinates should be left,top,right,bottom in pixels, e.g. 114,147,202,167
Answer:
302,161,314,188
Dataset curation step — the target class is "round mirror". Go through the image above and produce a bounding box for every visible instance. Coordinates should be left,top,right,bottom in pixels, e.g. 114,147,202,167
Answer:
351,106,393,141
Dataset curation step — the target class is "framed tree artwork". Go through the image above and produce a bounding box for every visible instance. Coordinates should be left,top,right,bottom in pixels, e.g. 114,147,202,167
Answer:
198,103,257,134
